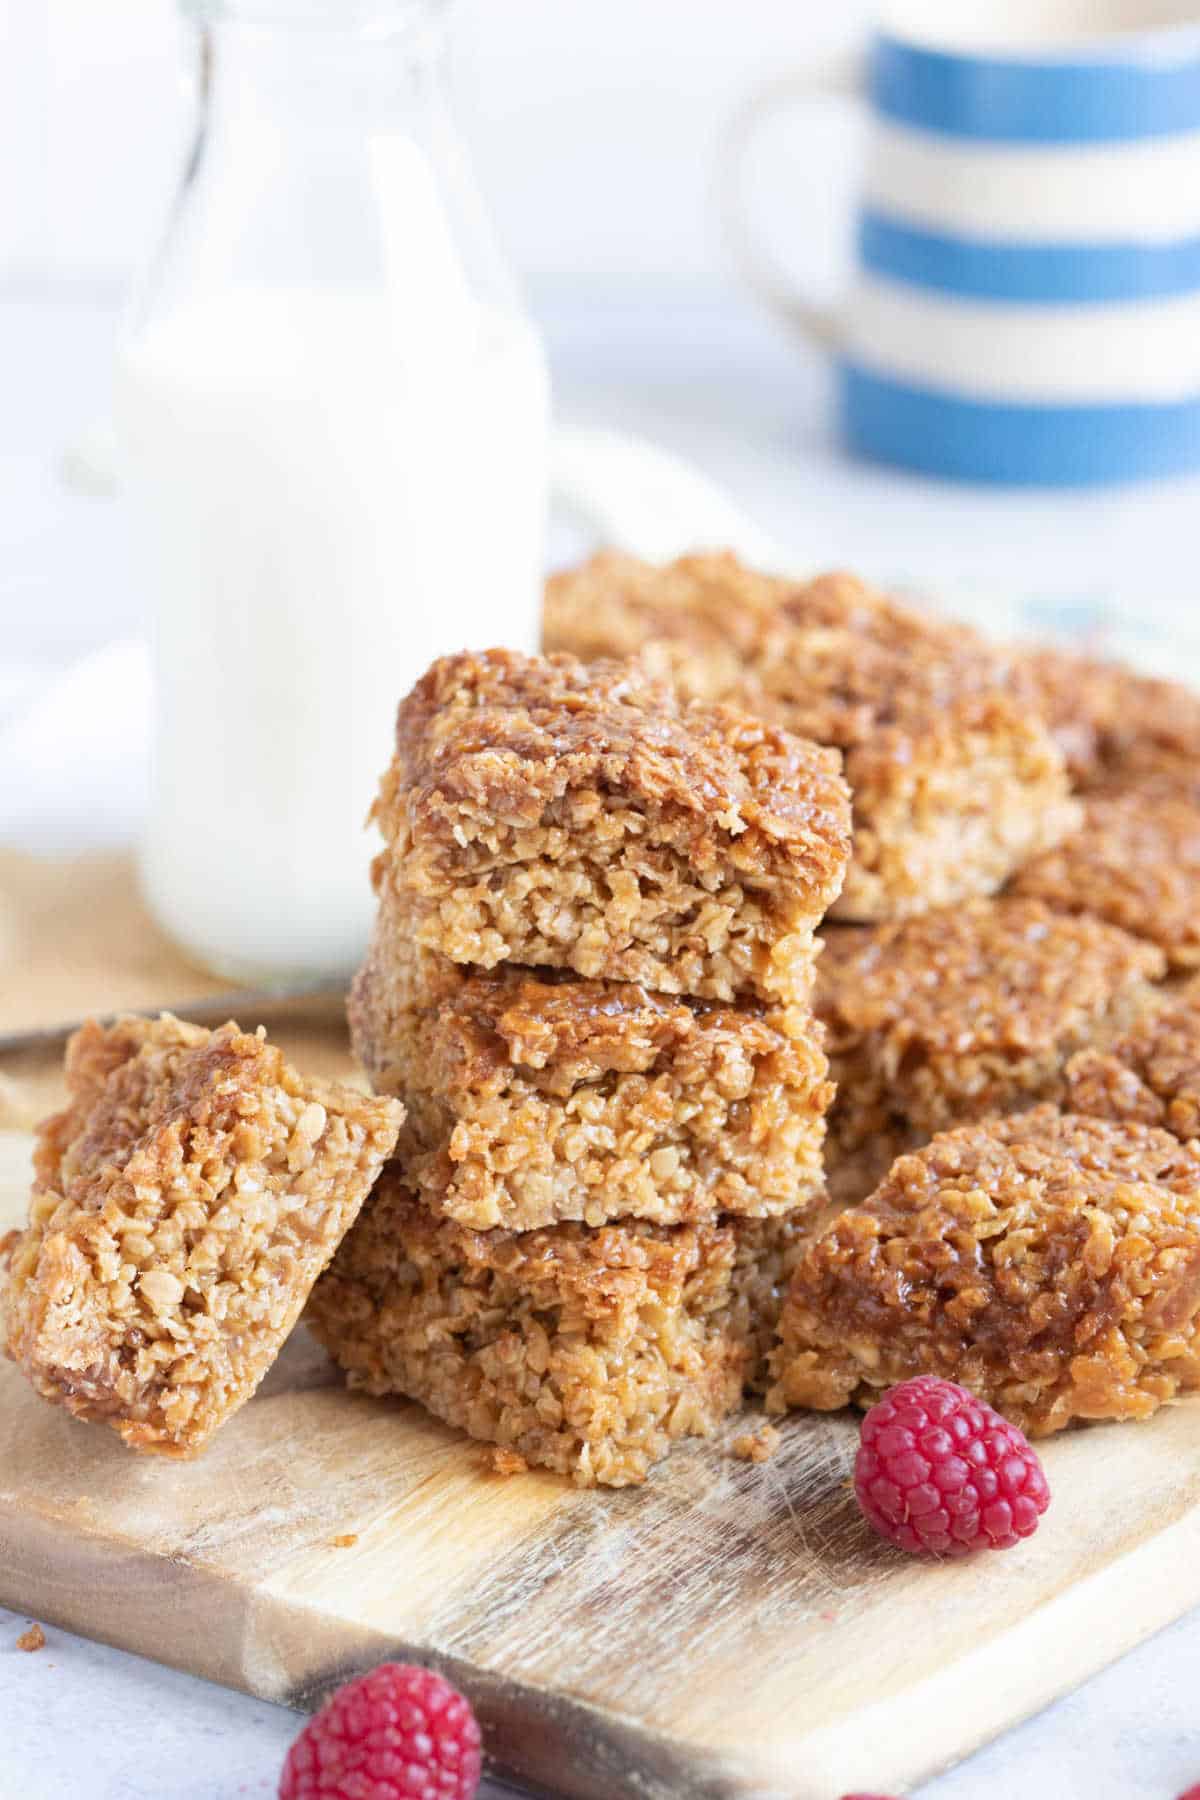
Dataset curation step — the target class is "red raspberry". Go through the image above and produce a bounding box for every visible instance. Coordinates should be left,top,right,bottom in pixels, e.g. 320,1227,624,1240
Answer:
279,1662,482,1800
854,1377,1050,1556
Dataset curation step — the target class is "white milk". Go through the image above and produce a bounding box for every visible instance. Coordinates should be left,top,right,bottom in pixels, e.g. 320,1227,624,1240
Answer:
118,287,548,984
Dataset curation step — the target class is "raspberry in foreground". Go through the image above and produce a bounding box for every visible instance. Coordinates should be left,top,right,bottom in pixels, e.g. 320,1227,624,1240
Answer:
854,1376,1050,1557
279,1661,482,1800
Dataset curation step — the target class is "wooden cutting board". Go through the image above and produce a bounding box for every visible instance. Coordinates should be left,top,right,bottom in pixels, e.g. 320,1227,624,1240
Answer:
3,1123,1200,1800
3,854,1200,1797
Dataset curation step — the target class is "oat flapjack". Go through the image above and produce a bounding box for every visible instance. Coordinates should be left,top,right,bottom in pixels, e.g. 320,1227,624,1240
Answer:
372,647,851,1009
769,1108,1200,1436
350,923,831,1231
1012,790,1200,971
3,1015,401,1454
545,552,1078,921
1066,977,1200,1140
308,1171,804,1485
815,899,1164,1199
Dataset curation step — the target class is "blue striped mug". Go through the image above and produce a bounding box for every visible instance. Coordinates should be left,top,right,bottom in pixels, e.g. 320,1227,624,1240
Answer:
722,4,1200,485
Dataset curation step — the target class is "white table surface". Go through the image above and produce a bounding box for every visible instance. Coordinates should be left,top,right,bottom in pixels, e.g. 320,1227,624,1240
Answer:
3,278,1200,1800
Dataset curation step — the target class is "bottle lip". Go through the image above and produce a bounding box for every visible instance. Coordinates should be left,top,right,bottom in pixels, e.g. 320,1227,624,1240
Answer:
182,0,450,27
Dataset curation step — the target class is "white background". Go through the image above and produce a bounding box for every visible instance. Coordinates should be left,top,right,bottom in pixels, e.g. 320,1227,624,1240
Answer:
0,0,864,293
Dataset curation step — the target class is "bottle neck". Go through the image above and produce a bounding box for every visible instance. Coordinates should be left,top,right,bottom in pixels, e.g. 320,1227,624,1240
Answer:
193,0,452,132
144,0,522,323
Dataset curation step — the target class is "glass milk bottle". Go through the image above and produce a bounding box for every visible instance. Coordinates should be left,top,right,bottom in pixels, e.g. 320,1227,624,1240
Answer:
117,0,549,984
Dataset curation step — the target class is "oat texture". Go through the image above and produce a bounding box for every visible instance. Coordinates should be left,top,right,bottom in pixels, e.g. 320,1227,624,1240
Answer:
2,1015,402,1454
1012,790,1200,970
1065,977,1200,1141
544,552,1077,920
816,899,1164,1174
1016,642,1200,797
308,1171,804,1485
769,1107,1200,1435
349,921,832,1230
373,645,851,1007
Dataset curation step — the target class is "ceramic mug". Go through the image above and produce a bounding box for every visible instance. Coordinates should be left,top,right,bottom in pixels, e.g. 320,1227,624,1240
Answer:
722,2,1200,485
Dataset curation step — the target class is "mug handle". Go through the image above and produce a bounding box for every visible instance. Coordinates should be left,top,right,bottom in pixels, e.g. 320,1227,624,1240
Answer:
717,56,864,352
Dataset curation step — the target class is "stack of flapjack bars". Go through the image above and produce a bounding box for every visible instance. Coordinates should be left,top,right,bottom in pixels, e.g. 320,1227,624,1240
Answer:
307,645,853,1485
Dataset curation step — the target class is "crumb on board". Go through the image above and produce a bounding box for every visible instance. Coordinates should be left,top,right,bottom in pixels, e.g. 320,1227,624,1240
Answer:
732,1424,781,1463
488,1447,530,1477
330,1533,358,1549
16,1623,45,1653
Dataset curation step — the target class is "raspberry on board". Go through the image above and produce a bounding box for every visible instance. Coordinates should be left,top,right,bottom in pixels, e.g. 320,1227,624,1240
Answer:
279,1661,482,1800
854,1376,1050,1557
